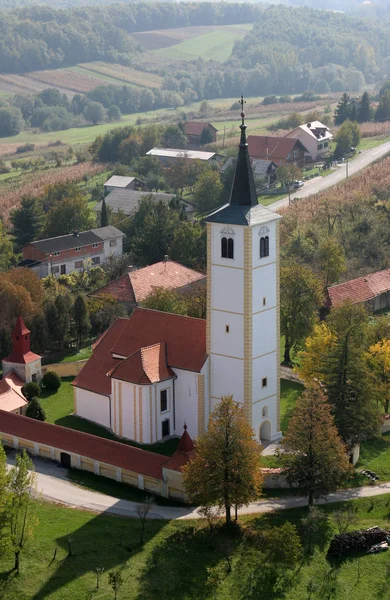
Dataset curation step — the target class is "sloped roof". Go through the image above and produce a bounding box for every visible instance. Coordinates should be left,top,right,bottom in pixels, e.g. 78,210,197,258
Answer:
3,317,41,365
328,268,390,307
293,121,333,141
109,342,176,385
93,189,177,217
252,159,277,176
164,424,196,471
26,226,124,255
247,135,308,160
184,122,217,135
104,176,136,188
0,372,27,412
90,260,206,304
73,308,207,395
146,148,217,160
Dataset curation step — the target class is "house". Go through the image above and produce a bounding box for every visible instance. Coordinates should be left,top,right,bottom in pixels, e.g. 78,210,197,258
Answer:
284,121,333,162
89,259,206,310
328,268,390,313
103,175,146,194
93,189,194,220
73,108,282,446
183,122,218,145
0,317,43,414
146,147,222,166
251,159,278,185
20,226,125,279
247,135,308,166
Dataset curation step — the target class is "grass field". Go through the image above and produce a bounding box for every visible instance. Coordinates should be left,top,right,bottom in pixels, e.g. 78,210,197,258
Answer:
151,24,252,61
2,495,390,599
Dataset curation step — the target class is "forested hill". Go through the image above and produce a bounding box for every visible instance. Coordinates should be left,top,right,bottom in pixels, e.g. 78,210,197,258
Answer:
0,2,262,73
232,5,389,92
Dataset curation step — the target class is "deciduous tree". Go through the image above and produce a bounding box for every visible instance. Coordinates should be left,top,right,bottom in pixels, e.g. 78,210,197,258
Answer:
366,339,390,413
73,294,91,347
26,397,46,421
193,170,223,214
43,195,94,238
10,195,44,249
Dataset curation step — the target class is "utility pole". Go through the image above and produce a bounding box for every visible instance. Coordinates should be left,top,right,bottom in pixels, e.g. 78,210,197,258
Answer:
346,154,349,179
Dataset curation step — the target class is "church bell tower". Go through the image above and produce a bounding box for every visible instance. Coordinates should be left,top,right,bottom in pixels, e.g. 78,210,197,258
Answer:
204,97,282,442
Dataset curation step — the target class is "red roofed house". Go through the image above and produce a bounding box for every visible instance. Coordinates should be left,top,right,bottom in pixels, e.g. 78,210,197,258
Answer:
183,122,217,145
0,317,42,414
247,135,308,166
73,308,208,443
328,268,390,312
89,259,206,309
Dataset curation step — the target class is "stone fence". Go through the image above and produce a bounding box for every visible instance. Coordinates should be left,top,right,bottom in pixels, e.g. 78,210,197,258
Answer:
41,360,88,378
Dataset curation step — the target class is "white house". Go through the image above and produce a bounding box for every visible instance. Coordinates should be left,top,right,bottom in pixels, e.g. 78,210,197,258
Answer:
284,121,333,162
73,108,281,444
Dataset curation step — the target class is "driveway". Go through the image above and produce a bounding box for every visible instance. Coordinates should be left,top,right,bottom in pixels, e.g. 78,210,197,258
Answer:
269,139,390,212
7,452,390,520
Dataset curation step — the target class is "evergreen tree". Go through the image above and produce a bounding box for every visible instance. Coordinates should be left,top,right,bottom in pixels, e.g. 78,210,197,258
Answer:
282,385,352,506
29,313,49,355
182,396,263,524
10,195,44,249
334,93,351,125
358,91,372,123
26,397,46,421
199,127,213,145
375,91,390,122
73,294,91,347
100,196,109,227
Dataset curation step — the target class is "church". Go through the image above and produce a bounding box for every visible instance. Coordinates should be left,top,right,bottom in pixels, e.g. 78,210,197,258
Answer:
73,105,282,444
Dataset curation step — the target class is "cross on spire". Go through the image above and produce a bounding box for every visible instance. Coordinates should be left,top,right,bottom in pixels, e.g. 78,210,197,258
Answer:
239,95,247,145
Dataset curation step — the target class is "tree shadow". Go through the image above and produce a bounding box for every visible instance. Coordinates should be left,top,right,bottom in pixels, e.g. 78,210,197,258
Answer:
0,569,18,599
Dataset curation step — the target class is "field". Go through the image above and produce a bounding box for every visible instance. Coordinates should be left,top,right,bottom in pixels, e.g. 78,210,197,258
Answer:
1,495,390,599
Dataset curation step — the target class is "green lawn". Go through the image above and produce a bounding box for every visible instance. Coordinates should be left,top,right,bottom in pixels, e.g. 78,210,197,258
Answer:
356,432,390,481
280,379,303,433
358,135,390,151
2,495,390,599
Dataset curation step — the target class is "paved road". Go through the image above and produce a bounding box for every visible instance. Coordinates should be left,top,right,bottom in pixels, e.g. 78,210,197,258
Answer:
269,139,390,212
7,453,390,520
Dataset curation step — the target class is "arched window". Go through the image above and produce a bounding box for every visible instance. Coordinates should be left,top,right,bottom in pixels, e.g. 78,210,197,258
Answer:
262,406,268,419
260,236,270,258
227,238,234,259
221,237,228,258
221,237,234,259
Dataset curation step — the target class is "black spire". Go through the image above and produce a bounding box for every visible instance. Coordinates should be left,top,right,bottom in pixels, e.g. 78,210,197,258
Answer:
229,95,258,207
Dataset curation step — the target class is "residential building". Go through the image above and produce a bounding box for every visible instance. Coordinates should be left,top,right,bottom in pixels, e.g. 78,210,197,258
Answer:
146,147,222,166
93,189,194,220
90,259,206,309
247,135,308,166
183,121,218,145
251,159,278,185
74,108,282,445
103,175,146,194
327,268,390,313
20,226,125,279
285,121,333,162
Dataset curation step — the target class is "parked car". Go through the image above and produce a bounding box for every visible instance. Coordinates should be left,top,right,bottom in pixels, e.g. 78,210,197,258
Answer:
292,180,304,189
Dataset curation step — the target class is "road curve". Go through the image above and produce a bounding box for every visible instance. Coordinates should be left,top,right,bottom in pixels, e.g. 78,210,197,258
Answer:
269,139,390,212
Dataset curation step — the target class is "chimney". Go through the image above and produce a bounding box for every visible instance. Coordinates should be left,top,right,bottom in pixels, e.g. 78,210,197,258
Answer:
307,123,311,128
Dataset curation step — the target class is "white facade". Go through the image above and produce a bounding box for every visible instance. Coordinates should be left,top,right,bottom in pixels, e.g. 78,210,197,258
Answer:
285,121,333,162
75,388,110,429
208,217,281,443
2,358,42,384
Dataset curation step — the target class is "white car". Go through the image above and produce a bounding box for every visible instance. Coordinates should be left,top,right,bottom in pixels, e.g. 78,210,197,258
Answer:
292,180,304,189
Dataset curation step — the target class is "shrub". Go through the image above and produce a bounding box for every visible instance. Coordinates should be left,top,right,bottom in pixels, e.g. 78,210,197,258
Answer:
262,95,278,105
16,143,35,154
327,528,389,558
22,381,41,399
42,371,61,391
26,397,46,421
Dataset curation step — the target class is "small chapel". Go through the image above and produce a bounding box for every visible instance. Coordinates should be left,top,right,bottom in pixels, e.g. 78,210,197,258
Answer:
73,104,282,444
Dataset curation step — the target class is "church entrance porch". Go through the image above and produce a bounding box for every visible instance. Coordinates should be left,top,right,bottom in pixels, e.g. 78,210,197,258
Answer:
259,420,271,443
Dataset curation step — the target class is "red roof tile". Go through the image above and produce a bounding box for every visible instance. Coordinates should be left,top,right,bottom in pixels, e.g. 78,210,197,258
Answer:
247,135,308,161
164,424,196,472
90,260,205,304
0,410,166,478
3,351,41,365
328,268,390,307
184,121,217,136
109,342,176,385
3,317,41,365
0,372,27,412
73,308,207,395
13,316,29,337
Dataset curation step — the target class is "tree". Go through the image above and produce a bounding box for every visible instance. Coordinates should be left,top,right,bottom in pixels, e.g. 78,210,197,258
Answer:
108,571,124,600
29,312,49,354
101,196,109,227
142,287,187,315
42,371,61,391
366,339,390,413
73,294,91,347
26,397,46,421
43,195,94,238
0,279,35,332
22,382,41,400
10,196,44,248
136,496,154,546
358,91,372,123
9,451,37,574
162,125,187,149
182,395,263,524
301,507,330,555
170,221,206,270
334,93,351,125
276,164,302,204
0,444,10,557
107,105,121,122
0,106,24,137
199,127,213,145
193,170,223,214
8,268,44,306
334,120,360,158
165,156,191,197
84,101,105,125
0,222,16,272
375,91,390,122
316,237,346,287
282,385,352,506
280,264,323,364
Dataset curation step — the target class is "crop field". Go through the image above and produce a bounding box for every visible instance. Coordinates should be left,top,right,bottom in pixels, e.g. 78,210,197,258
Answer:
79,62,163,89
146,24,253,62
27,68,109,94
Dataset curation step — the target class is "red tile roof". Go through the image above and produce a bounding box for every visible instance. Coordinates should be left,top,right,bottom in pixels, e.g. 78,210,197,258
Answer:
90,260,206,305
164,424,196,471
184,121,217,136
0,410,167,478
73,308,207,395
3,350,41,365
108,342,176,385
3,317,41,365
0,372,27,412
247,135,308,161
328,268,390,307
14,316,29,336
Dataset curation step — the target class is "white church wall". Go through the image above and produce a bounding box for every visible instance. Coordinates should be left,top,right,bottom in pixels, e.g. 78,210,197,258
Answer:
172,368,199,437
252,398,278,442
120,381,137,441
252,264,276,312
252,309,277,358
75,387,110,428
211,265,244,313
211,354,244,405
252,354,278,402
154,380,174,440
211,225,245,269
211,311,244,359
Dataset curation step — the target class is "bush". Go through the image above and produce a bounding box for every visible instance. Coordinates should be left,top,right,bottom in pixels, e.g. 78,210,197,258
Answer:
279,95,292,103
26,397,46,421
327,527,389,558
16,143,35,154
262,95,278,105
42,371,61,391
22,381,41,399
